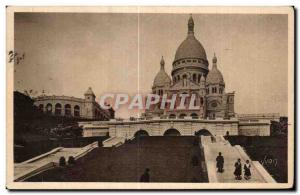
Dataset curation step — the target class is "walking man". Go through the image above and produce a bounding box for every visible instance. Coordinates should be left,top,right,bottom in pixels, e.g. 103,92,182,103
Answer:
216,152,224,173
234,158,242,180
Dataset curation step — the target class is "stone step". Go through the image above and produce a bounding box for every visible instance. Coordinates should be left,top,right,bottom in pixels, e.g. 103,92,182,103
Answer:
202,136,275,183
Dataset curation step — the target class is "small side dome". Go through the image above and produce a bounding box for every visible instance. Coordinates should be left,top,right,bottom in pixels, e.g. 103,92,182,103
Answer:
153,56,172,87
206,54,224,85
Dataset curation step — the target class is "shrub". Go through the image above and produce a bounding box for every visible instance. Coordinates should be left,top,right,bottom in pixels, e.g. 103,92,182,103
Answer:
59,156,66,166
68,156,76,165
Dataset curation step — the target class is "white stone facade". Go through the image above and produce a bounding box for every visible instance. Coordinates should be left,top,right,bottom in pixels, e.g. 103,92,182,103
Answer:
80,117,271,138
144,15,235,120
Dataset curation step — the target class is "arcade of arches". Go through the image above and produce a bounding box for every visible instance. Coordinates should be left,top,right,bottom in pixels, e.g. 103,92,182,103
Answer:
41,103,80,117
163,129,181,136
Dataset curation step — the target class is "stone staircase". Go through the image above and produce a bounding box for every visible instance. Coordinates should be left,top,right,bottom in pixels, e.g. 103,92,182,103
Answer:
102,137,126,147
201,135,276,183
14,141,98,181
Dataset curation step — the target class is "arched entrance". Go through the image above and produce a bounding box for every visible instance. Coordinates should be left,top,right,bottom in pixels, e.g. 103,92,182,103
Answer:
64,104,71,116
74,105,80,117
46,103,52,114
55,103,62,115
163,128,181,136
134,130,149,137
195,129,212,136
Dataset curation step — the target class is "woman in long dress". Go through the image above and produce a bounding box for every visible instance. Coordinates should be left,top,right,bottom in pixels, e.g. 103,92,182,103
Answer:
234,158,242,180
244,160,251,180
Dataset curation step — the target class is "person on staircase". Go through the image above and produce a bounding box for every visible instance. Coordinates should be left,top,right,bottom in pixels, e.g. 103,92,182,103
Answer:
234,158,242,180
244,160,251,180
140,168,150,182
216,152,224,173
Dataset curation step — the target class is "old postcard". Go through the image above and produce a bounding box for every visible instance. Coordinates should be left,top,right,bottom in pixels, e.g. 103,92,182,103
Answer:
6,6,294,190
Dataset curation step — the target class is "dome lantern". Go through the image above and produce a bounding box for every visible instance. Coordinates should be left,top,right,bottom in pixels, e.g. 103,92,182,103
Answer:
160,56,165,70
172,15,208,67
188,14,194,35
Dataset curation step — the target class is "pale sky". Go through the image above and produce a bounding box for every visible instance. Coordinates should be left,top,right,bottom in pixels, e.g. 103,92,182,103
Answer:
14,13,288,118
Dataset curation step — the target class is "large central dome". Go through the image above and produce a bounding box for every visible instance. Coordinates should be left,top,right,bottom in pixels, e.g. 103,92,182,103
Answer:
174,35,207,62
173,15,207,63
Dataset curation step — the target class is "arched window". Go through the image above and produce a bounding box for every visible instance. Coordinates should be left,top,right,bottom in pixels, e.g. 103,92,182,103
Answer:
182,75,187,86
198,74,201,83
64,104,71,116
74,105,80,117
219,88,223,94
212,87,217,93
191,113,198,119
212,113,215,119
55,103,62,115
200,97,204,105
177,75,180,81
169,114,176,119
193,74,196,82
158,89,163,95
179,113,187,119
46,103,52,114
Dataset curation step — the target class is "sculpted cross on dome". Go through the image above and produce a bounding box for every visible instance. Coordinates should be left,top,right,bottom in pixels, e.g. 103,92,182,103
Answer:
188,14,194,35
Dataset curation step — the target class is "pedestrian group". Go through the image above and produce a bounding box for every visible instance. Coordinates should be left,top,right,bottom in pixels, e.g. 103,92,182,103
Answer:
216,152,252,180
